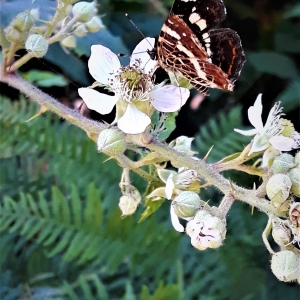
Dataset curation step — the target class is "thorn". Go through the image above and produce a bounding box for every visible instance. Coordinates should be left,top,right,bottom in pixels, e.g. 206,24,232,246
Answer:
203,145,214,161
25,105,48,122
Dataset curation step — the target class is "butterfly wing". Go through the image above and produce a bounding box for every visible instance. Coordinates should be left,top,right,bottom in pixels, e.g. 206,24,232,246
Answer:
157,15,234,93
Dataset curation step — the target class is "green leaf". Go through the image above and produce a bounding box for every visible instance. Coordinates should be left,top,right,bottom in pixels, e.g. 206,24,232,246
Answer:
20,70,68,87
139,199,164,222
247,51,298,79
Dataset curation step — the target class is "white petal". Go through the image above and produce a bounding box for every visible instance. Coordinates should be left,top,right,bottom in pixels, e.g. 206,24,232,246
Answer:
248,94,264,133
170,205,185,232
234,128,258,136
117,103,151,134
157,169,175,183
165,173,175,199
88,45,121,84
150,85,190,112
130,37,158,75
78,88,118,114
249,134,270,155
269,136,294,151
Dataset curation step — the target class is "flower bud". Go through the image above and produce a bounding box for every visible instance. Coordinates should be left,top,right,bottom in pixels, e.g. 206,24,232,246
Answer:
266,174,292,208
5,26,22,42
271,251,300,282
97,128,126,156
72,1,97,23
172,191,201,218
128,185,141,205
61,35,77,48
288,166,300,197
11,10,35,32
272,154,295,174
73,24,88,37
25,34,48,57
272,222,291,247
119,195,138,217
186,210,226,251
295,152,300,165
85,16,104,32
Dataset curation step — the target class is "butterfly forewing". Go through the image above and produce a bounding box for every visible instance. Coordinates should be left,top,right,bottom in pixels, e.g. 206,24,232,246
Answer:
156,0,245,94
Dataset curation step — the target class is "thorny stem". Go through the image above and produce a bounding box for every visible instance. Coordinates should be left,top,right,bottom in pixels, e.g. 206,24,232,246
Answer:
218,193,235,219
0,71,279,218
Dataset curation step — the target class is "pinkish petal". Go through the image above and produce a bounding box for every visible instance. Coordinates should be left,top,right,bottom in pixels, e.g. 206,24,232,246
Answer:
150,85,190,112
269,136,294,151
78,88,118,114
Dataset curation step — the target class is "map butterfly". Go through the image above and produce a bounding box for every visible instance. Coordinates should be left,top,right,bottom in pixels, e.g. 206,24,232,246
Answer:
156,0,246,95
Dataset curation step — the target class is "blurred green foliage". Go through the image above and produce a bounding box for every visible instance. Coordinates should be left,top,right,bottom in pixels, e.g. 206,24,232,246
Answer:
1,0,300,299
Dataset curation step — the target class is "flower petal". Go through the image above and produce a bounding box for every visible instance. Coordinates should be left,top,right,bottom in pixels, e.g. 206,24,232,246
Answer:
157,169,176,183
78,88,118,114
170,204,185,232
150,85,190,112
117,103,151,134
248,94,264,133
165,173,175,199
269,135,295,151
88,45,121,84
261,146,280,167
234,128,258,136
130,37,158,75
248,134,270,155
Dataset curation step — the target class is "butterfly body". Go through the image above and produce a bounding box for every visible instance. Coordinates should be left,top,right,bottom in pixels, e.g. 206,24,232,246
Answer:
156,0,245,94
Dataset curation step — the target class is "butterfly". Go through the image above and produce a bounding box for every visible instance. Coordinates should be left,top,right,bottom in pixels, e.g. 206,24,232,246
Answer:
156,0,246,95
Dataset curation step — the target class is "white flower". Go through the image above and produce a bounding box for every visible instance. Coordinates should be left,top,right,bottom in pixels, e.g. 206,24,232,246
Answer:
78,38,190,134
234,94,300,166
147,168,200,232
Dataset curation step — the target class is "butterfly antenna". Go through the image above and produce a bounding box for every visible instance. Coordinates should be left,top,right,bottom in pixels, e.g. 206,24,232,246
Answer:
125,13,153,48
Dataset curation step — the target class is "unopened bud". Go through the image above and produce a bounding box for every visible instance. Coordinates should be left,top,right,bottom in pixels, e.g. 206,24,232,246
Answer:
271,251,300,282
11,10,35,32
85,16,104,32
5,26,22,42
172,191,201,218
25,34,48,57
272,222,291,247
61,35,77,48
73,23,88,37
295,152,300,165
288,166,300,197
272,154,295,174
266,174,292,208
97,128,126,156
119,195,138,217
72,1,97,23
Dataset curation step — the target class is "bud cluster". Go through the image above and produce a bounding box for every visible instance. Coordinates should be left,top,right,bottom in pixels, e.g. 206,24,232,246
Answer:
266,153,300,212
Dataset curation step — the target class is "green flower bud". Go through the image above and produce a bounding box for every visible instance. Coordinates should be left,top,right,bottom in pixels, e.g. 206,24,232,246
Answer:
288,166,300,197
119,195,138,217
73,23,88,37
266,174,292,208
25,34,48,57
272,154,295,174
172,191,201,218
11,10,35,32
61,35,77,48
272,222,291,247
72,1,97,23
271,251,300,282
295,152,300,165
85,16,104,33
5,26,22,42
97,128,126,156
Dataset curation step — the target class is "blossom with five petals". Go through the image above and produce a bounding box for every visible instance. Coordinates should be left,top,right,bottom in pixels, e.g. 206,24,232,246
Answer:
78,38,190,134
234,94,300,166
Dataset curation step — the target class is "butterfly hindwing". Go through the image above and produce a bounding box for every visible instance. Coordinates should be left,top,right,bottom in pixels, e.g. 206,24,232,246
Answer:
156,0,245,93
